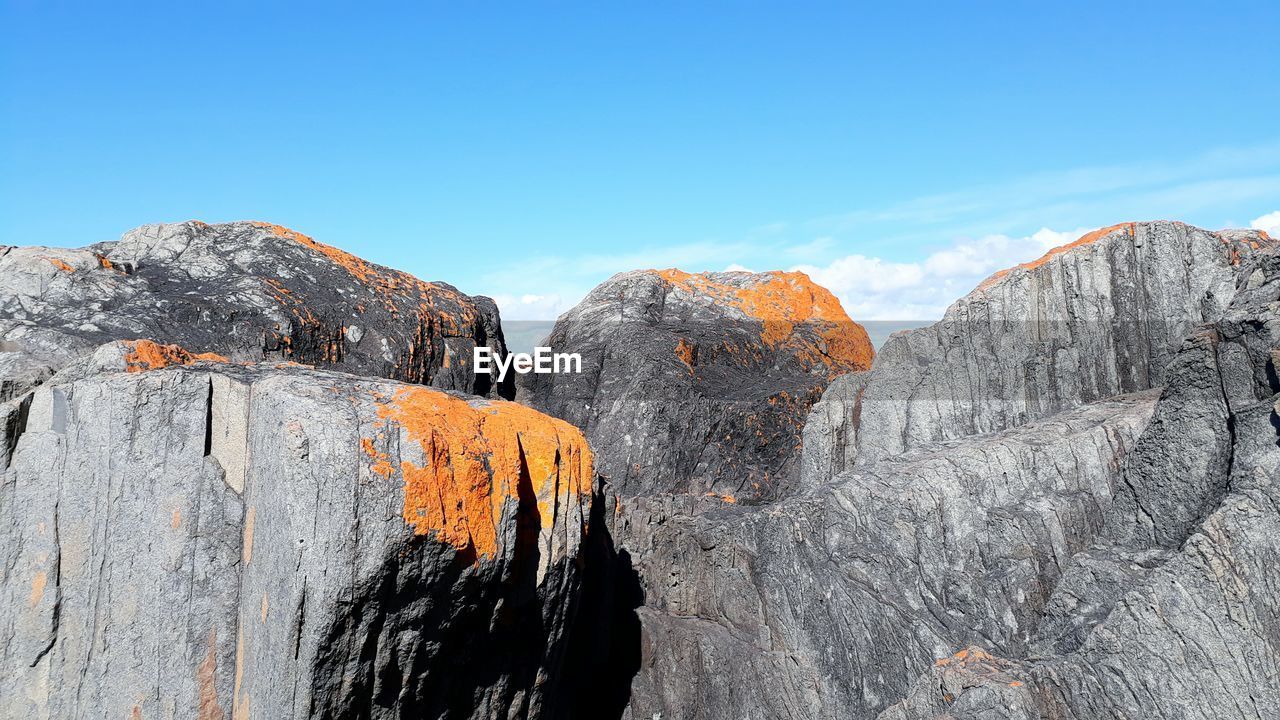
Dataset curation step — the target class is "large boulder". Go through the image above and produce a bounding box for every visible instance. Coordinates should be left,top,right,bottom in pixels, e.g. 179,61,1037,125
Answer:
520,269,873,501
0,221,512,400
0,344,594,719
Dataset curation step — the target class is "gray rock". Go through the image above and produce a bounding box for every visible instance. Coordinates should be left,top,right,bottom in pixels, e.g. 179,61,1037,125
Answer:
617,392,1156,719
849,222,1266,467
593,222,1280,719
0,221,512,399
0,347,594,719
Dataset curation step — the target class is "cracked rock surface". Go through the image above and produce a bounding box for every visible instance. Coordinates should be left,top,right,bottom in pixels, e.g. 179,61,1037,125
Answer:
0,346,593,720
535,221,1280,719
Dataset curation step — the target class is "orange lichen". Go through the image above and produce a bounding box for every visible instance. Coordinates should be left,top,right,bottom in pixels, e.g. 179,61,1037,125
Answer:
360,437,395,478
704,492,736,504
373,386,594,560
28,571,46,607
675,337,696,372
977,223,1137,291
654,269,873,372
121,340,228,373
46,258,74,272
197,629,225,720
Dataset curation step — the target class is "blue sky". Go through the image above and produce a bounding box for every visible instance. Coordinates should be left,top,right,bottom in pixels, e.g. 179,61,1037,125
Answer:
3,1,1278,319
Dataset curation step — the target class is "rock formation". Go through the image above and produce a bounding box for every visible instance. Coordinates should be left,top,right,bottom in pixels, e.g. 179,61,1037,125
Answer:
4,217,1279,720
0,343,593,719
0,224,590,720
530,221,1279,719
520,268,873,501
0,221,512,401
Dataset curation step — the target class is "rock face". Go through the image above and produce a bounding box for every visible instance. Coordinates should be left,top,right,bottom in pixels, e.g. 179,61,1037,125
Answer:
0,344,593,719
5,216,1279,720
0,221,512,400
845,222,1266,466
520,269,873,501
882,237,1280,720
540,221,1279,719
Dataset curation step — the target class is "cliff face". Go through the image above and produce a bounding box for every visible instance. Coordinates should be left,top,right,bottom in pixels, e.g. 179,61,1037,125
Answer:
534,221,1279,720
881,240,1280,720
519,268,873,501
0,346,593,720
840,222,1265,467
4,217,1279,720
0,221,511,401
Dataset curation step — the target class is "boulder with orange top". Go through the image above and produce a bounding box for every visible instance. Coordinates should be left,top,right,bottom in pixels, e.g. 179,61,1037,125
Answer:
520,268,873,501
0,346,594,719
0,220,512,401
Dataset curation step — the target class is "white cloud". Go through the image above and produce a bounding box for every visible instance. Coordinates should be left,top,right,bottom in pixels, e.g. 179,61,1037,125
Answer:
791,227,1092,320
1252,211,1280,236
491,292,574,321
470,141,1280,322
723,263,754,272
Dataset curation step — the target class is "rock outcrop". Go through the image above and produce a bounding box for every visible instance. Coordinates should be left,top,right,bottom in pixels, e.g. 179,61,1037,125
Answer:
520,269,873,501
5,216,1279,720
0,345,593,719
541,221,1279,719
883,234,1280,719
0,221,511,400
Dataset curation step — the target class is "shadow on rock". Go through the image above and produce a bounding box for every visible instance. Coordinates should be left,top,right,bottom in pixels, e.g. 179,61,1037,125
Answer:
557,485,644,720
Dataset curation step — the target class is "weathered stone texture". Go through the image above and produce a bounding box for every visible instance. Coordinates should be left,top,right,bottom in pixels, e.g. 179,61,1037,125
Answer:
0,351,592,720
520,268,873,501
0,221,511,399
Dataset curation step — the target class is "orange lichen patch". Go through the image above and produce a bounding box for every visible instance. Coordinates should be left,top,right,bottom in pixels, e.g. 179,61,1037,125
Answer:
197,629,225,720
373,385,594,561
704,492,736,504
932,646,1026,690
122,340,228,373
46,258,74,272
977,223,1137,292
360,437,395,478
28,571,47,608
654,269,873,372
675,337,696,372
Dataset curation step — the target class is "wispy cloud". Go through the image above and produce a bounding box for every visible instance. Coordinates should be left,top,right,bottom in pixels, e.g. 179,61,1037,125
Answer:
1253,210,1280,236
482,141,1280,321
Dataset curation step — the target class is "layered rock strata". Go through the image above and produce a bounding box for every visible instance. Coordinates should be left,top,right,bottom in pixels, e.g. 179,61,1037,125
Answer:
0,343,593,719
566,221,1279,719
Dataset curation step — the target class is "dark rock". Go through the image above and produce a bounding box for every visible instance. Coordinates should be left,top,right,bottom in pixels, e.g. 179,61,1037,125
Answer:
520,268,873,501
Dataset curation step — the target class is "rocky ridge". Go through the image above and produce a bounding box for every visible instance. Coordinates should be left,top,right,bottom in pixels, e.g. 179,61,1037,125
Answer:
0,220,511,401
3,217,1278,720
524,221,1279,719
